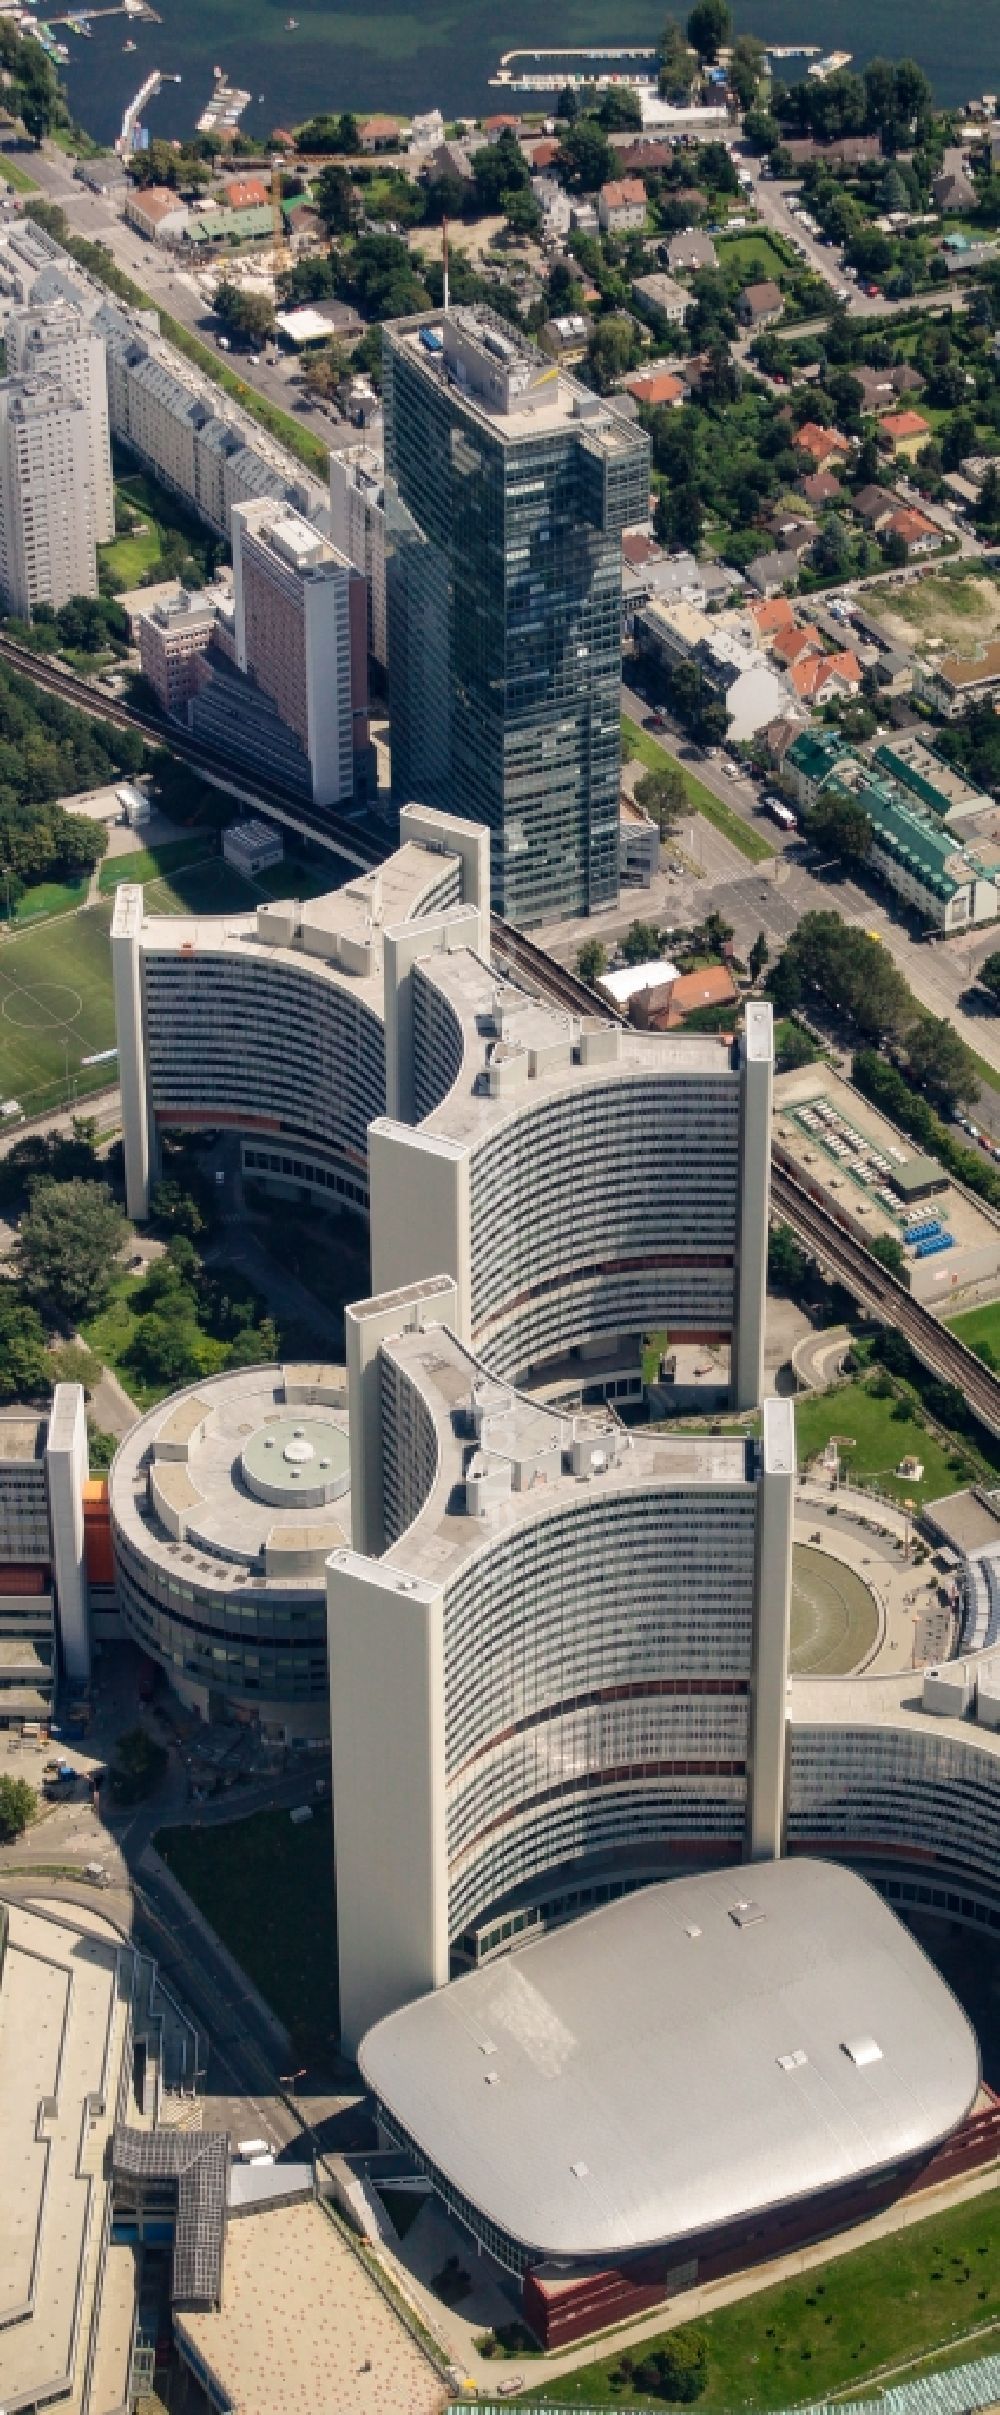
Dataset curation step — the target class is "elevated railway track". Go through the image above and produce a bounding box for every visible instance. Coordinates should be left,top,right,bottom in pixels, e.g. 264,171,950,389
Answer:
772,1159,1000,1439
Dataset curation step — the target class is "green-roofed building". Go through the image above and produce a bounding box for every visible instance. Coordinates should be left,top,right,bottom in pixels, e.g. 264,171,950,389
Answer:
184,205,274,249
783,726,850,810
835,762,998,931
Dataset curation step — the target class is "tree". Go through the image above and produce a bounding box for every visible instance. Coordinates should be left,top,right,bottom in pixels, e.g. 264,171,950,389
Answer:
686,0,730,61
634,2330,708,2403
977,950,1000,1007
588,314,640,391
659,17,695,100
150,1180,205,1238
598,84,643,130
806,791,873,865
577,937,609,984
228,1318,279,1368
471,133,530,214
634,763,686,836
0,1774,35,1841
749,930,769,982
558,117,614,194
315,162,355,234
868,1232,905,1278
0,1287,52,1402
213,280,275,346
903,1014,980,1115
621,920,662,965
502,185,542,238
111,1727,167,1805
17,1181,127,1323
768,1222,809,1295
127,1312,205,1389
728,32,766,110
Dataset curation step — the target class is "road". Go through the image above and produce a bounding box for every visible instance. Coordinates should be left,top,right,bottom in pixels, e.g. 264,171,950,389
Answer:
0,133,347,454
616,685,1000,1101
745,159,979,327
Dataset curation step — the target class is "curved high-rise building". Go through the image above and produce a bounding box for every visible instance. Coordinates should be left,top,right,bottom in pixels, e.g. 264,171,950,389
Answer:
329,1280,795,2047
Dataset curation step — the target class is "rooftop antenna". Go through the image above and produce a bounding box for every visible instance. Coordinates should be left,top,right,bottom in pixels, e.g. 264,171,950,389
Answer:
442,214,450,314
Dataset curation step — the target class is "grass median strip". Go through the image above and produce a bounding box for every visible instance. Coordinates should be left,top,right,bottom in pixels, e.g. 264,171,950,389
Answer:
622,720,774,864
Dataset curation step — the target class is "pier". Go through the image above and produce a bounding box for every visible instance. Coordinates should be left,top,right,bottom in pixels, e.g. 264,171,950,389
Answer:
491,42,657,90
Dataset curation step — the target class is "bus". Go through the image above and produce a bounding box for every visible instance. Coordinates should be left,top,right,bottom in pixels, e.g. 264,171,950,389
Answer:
765,797,797,831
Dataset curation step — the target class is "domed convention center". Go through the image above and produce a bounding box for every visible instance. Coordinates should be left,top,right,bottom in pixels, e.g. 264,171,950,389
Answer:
109,1365,350,1739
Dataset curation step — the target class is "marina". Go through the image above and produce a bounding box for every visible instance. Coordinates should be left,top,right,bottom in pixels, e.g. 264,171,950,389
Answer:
491,43,657,91
197,67,252,135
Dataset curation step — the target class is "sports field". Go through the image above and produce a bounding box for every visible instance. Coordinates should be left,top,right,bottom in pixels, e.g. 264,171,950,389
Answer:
0,903,117,1117
790,1541,879,1675
99,838,342,918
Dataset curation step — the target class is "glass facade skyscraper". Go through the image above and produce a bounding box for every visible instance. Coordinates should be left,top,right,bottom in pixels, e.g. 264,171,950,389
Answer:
383,308,649,929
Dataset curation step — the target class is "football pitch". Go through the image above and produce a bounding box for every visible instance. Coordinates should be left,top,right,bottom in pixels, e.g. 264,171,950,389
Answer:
790,1542,880,1676
0,904,117,1118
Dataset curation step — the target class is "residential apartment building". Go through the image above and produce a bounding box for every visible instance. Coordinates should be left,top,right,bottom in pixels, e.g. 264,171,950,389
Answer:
230,499,368,808
783,730,999,931
328,439,387,666
383,306,649,926
0,377,96,616
138,588,219,716
914,640,1000,718
6,297,113,542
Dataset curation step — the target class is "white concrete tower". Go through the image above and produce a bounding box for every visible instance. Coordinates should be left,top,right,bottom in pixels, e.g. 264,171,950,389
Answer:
0,378,97,617
7,300,114,544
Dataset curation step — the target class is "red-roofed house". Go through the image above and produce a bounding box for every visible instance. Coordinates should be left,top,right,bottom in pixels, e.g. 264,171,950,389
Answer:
360,115,402,151
482,112,521,141
622,532,662,567
749,596,796,637
880,410,932,461
625,368,686,408
771,624,824,667
222,175,270,211
793,422,851,473
789,649,862,702
529,138,561,171
886,506,943,559
599,178,647,233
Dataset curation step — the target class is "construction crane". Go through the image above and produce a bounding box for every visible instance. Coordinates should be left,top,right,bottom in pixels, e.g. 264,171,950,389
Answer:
271,151,290,279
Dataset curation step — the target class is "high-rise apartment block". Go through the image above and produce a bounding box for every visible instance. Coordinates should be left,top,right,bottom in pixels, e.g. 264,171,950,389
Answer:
384,307,649,926
231,499,369,808
329,440,387,668
6,297,114,544
0,377,97,616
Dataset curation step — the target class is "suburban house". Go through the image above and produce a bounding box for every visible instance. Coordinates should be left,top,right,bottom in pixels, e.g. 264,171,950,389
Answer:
800,471,842,508
599,178,647,233
793,422,852,474
788,648,863,704
880,410,933,462
540,315,589,363
666,228,718,273
359,115,402,151
737,280,783,330
914,640,1000,718
771,623,825,668
853,484,899,531
631,271,691,325
746,549,801,597
624,366,687,407
885,505,943,560
749,596,796,640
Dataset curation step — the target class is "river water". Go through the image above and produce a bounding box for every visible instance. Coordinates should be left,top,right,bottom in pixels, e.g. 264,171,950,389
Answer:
56,0,998,154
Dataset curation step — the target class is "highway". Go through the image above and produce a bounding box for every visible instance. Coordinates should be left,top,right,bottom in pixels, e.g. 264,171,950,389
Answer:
772,1156,1000,1436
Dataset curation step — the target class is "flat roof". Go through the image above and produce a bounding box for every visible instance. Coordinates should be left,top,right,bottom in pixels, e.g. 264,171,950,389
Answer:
387,946,742,1151
359,1859,979,2262
175,2198,443,2415
111,1365,350,1591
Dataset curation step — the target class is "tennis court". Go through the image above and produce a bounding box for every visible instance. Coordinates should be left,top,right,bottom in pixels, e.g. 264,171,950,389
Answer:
0,902,117,1117
790,1542,880,1675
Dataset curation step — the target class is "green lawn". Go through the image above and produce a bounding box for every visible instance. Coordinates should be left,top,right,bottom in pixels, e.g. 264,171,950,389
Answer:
793,1376,995,1508
99,523,162,587
716,230,790,280
519,2190,1000,2408
81,1268,229,1408
946,1299,1000,1366
0,901,116,1117
100,836,341,918
13,875,90,922
155,1806,339,2053
622,721,774,864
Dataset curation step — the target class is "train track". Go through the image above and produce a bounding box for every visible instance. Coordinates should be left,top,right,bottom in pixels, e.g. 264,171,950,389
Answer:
0,635,621,1019
772,1160,1000,1438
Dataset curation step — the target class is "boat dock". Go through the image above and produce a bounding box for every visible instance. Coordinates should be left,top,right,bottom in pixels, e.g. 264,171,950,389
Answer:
197,70,251,134
491,43,657,91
